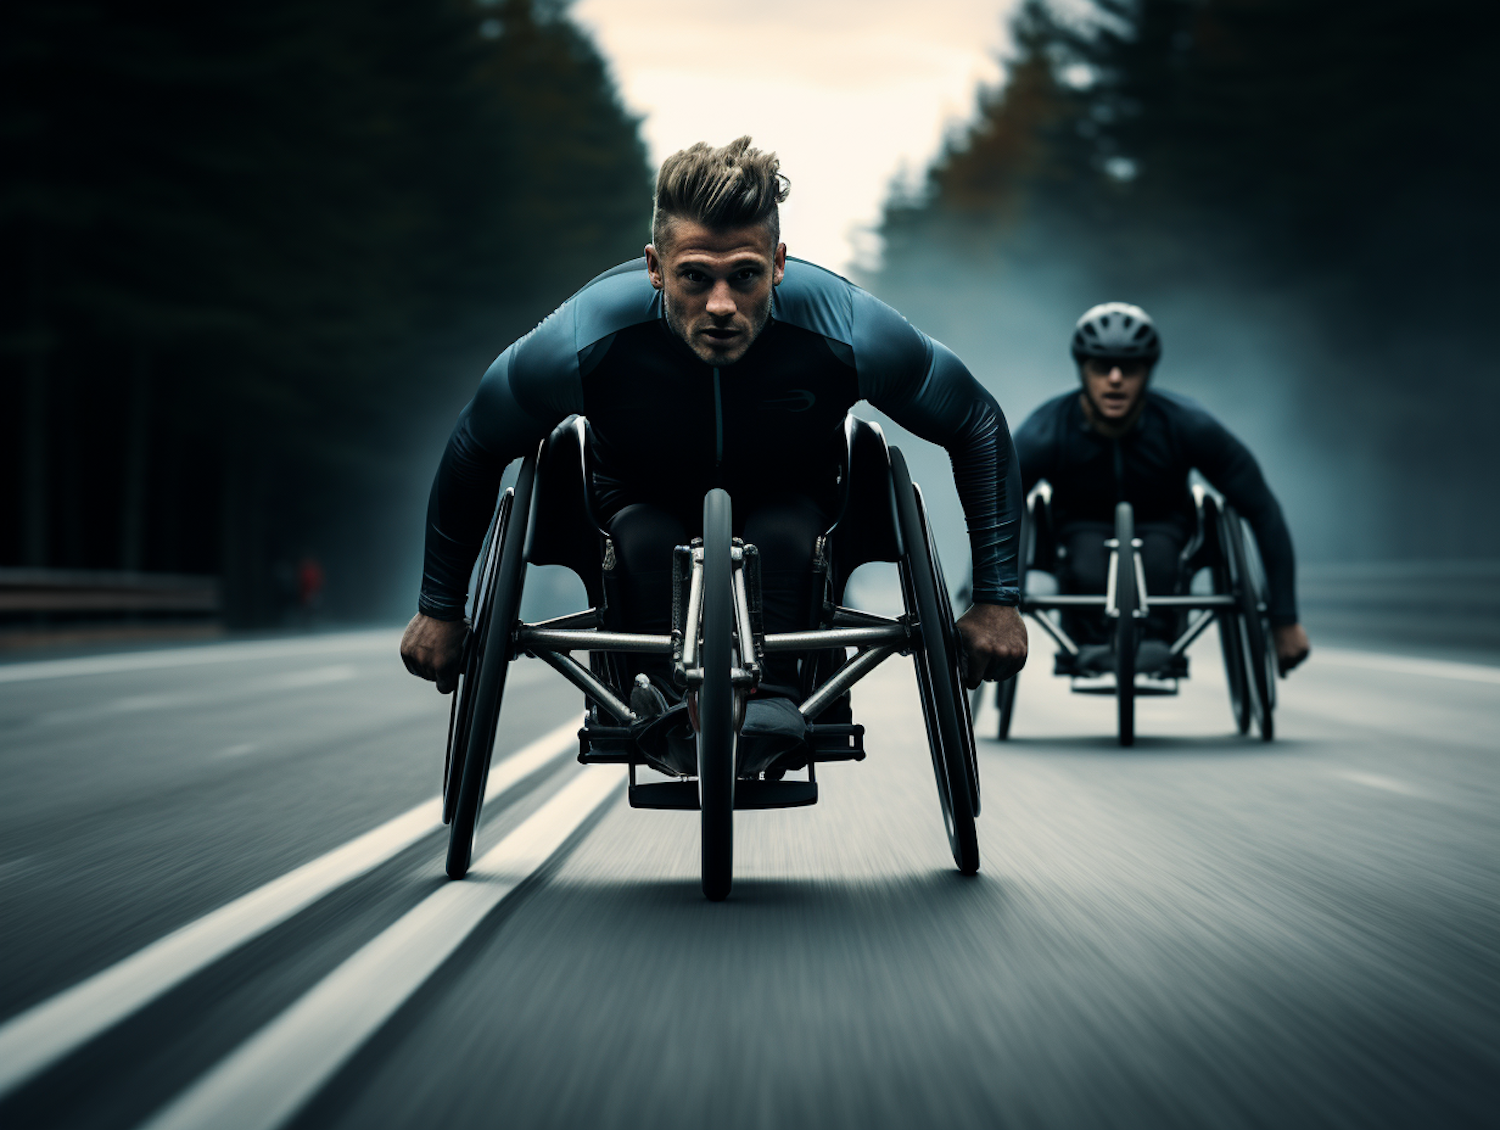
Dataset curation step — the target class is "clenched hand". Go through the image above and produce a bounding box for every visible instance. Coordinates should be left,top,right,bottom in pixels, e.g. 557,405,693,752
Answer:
1273,622,1310,676
400,613,469,693
955,603,1028,688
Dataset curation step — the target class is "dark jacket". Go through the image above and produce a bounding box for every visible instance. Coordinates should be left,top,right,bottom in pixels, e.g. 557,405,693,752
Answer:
420,257,1023,617
1013,389,1297,625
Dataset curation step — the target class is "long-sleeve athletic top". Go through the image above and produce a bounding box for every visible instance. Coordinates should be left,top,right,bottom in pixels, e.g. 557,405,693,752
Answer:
419,256,1021,619
1012,389,1298,626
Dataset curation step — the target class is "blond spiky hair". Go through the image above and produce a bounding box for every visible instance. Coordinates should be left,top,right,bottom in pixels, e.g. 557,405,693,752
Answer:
651,136,791,250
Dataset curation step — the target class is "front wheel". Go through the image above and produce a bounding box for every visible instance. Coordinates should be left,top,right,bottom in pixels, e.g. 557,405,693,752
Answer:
1225,509,1274,742
1213,551,1251,735
447,462,534,879
698,489,736,901
892,449,980,876
1114,503,1137,748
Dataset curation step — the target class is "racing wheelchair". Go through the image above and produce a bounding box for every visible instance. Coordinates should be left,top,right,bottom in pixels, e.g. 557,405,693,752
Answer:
989,483,1276,746
441,415,981,900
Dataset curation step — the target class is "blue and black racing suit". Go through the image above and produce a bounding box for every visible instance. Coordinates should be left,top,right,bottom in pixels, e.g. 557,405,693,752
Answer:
1013,389,1298,643
419,257,1023,690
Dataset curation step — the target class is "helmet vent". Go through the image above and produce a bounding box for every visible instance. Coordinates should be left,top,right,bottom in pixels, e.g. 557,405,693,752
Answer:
1070,301,1161,364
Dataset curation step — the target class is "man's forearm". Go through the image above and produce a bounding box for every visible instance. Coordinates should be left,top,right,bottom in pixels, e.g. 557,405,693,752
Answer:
417,419,506,618
951,417,1022,605
1243,506,1298,626
874,348,1022,603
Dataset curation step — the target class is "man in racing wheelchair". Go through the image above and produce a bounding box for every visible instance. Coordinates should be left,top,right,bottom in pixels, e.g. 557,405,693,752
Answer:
401,137,1028,785
1013,302,1310,682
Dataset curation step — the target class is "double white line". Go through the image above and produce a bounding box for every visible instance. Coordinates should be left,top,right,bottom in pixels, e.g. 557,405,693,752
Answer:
144,767,622,1130
0,717,618,1124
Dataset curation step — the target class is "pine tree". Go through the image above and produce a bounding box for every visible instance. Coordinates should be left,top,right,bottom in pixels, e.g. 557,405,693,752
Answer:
868,0,1498,560
0,0,651,622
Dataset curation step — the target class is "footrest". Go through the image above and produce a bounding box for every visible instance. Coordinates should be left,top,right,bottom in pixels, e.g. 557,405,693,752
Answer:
1070,676,1117,695
628,781,699,809
736,780,818,809
627,780,819,810
806,723,866,762
579,749,637,764
577,725,639,765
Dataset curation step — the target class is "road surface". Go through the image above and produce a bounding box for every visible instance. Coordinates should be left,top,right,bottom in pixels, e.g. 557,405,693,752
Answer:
0,628,1495,1129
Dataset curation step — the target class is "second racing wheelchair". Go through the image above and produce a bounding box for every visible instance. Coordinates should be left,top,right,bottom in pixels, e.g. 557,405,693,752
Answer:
989,481,1276,747
441,415,981,900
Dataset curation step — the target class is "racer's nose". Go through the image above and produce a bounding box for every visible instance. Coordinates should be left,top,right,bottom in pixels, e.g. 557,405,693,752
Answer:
706,282,737,319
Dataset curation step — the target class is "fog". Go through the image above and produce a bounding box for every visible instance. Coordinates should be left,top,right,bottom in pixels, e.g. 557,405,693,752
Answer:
4,0,1493,649
855,249,1360,584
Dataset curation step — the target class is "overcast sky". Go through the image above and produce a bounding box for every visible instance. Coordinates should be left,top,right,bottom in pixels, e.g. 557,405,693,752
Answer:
571,0,1021,273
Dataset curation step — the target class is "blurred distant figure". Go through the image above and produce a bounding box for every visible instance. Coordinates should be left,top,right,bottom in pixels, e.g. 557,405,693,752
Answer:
297,555,325,627
1014,303,1310,675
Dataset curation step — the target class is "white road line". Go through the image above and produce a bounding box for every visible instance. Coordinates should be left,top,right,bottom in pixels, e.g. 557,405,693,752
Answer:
30,660,550,731
1316,648,1500,686
262,664,358,690
69,667,358,720
0,716,582,1099
0,632,398,685
1335,770,1428,798
139,768,623,1130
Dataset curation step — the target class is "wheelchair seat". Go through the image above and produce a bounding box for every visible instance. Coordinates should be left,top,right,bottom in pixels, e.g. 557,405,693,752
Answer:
525,415,903,603
1002,477,1275,744
520,412,912,762
440,411,984,893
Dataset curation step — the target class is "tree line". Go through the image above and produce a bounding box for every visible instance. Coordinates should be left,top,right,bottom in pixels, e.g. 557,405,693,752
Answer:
2,0,651,624
870,0,1495,563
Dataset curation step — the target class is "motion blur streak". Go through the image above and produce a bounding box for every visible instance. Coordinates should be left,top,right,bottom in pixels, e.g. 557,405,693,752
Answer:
1314,648,1500,687
138,770,624,1130
0,799,442,1100
0,632,579,1100
2,629,1496,1128
0,632,395,685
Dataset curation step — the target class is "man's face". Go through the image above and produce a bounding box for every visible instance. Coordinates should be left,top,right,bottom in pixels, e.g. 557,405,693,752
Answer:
1080,356,1150,423
645,219,787,366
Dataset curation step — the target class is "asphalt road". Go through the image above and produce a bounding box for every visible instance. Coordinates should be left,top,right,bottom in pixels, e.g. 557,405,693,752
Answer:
0,628,1496,1129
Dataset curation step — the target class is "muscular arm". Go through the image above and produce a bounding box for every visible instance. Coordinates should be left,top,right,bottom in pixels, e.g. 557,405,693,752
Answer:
850,288,1021,607
1183,408,1299,627
418,314,585,619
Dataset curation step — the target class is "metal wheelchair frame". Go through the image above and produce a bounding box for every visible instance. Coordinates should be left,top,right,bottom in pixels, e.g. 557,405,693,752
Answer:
442,414,981,897
999,481,1275,745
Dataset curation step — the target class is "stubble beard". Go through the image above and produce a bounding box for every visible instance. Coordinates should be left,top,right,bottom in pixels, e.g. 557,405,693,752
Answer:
664,289,774,366
1079,386,1146,438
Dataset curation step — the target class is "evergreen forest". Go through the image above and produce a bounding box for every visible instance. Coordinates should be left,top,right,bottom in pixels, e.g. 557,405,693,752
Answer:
2,0,651,624
869,0,1495,563
5,0,1492,631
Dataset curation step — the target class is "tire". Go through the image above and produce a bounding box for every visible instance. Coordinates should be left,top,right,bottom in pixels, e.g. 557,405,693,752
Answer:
1211,515,1252,735
925,502,981,816
1242,525,1279,718
447,461,534,879
892,449,980,876
698,489,736,902
1225,510,1275,742
443,491,512,823
995,503,1032,741
995,675,1018,740
1114,502,1137,748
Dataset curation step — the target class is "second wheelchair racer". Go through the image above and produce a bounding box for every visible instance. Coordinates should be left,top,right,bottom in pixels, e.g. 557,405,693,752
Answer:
1013,303,1311,676
401,137,1028,768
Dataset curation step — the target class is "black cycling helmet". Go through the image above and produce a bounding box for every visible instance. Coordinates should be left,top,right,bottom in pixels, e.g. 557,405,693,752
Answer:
1070,302,1161,365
